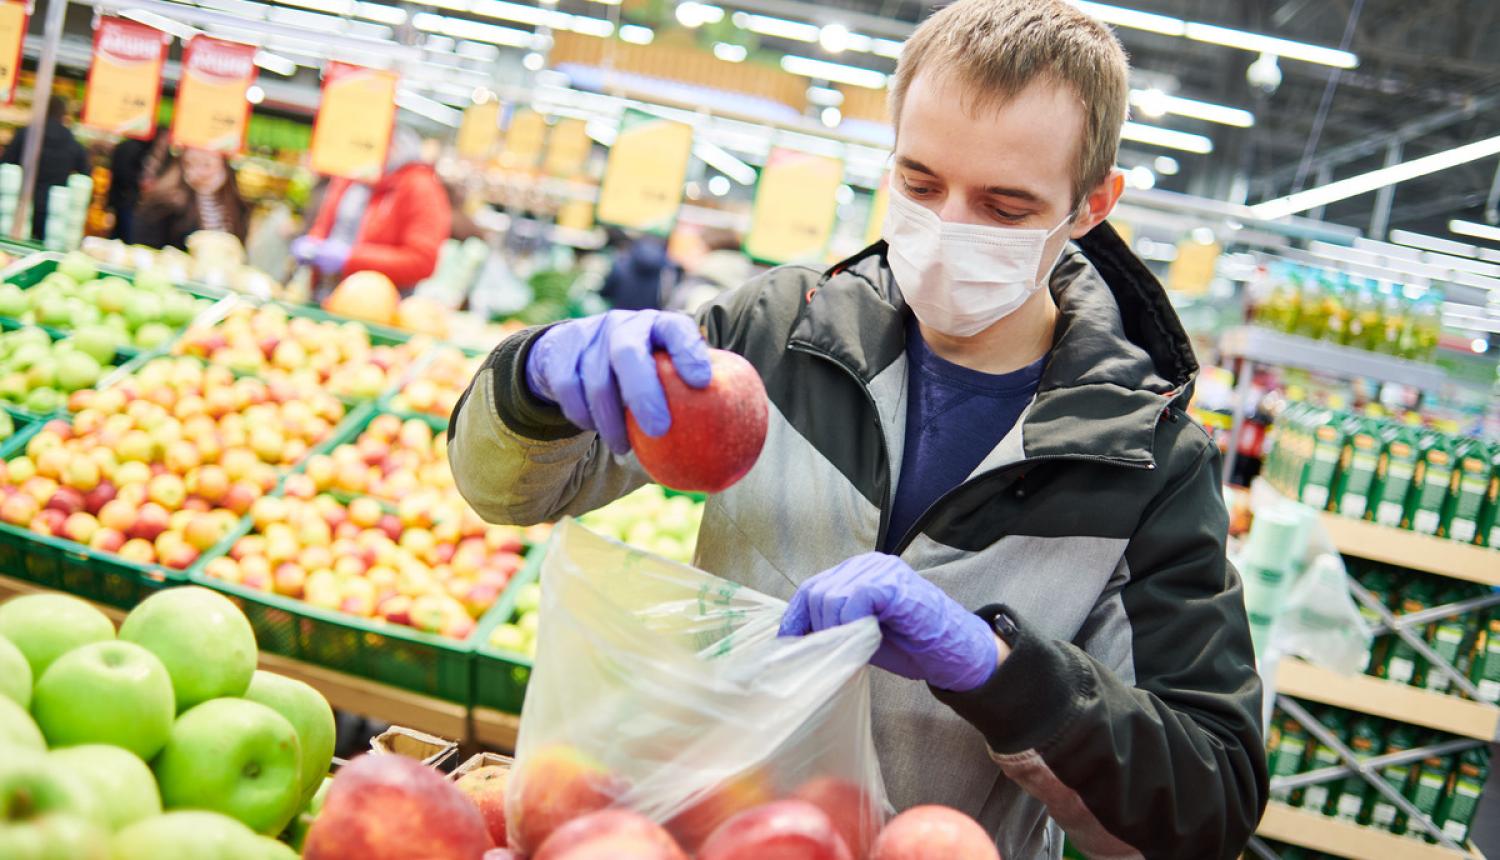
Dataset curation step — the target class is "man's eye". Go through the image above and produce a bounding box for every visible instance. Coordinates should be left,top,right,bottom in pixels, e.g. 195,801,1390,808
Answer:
905,185,935,197
991,209,1027,223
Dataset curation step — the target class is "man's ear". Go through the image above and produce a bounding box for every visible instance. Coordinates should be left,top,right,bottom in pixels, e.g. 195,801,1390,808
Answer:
1069,167,1125,239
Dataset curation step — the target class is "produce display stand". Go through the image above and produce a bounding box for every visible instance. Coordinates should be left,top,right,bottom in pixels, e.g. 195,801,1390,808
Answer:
1250,510,1500,859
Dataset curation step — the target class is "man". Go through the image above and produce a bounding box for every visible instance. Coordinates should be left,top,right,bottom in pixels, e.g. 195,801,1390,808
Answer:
1,96,91,242
449,1,1266,856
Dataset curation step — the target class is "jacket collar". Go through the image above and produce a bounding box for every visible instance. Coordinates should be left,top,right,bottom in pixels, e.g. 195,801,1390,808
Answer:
787,223,1198,467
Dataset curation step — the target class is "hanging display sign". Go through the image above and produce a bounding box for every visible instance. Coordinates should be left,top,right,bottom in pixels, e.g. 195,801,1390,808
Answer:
745,148,845,264
309,62,399,181
864,172,890,246
595,109,693,235
544,117,591,178
171,36,258,154
1168,236,1221,297
500,108,547,170
456,99,501,161
0,2,28,106
82,18,170,139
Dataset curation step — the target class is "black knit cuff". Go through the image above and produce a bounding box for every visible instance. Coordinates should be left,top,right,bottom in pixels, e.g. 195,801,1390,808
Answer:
489,324,583,442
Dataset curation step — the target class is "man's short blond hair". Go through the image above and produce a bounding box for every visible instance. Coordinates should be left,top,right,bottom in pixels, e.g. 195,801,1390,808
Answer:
890,0,1130,203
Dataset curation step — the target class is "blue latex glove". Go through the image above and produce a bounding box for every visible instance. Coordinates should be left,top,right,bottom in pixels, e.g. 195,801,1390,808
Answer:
290,235,320,264
779,553,999,692
310,239,351,274
525,310,713,455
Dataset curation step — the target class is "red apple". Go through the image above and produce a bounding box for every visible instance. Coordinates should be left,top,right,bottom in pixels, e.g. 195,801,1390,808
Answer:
667,770,774,853
119,538,156,564
274,563,308,598
223,482,261,516
61,512,100,545
455,765,512,848
869,806,998,860
61,456,101,492
128,503,171,542
510,745,627,854
283,473,316,500
45,487,86,517
184,515,224,552
82,480,118,515
99,498,136,533
793,778,884,860
534,809,687,860
698,800,852,860
378,514,403,542
89,527,127,554
304,753,493,860
625,350,767,493
189,464,230,504
32,507,67,537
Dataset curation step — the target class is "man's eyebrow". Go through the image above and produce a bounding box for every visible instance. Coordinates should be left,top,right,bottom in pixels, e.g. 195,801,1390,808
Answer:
983,185,1044,204
895,156,936,175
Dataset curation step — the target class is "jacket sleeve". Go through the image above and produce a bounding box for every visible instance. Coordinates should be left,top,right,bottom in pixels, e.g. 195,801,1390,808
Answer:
308,180,346,240
932,437,1268,860
342,172,451,287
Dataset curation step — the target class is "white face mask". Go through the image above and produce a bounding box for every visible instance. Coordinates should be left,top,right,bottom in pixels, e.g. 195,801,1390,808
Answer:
882,184,1075,338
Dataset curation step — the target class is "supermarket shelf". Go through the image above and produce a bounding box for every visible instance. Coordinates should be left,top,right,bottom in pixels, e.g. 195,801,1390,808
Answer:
1221,326,1447,389
1320,514,1500,587
1275,658,1500,743
471,707,522,752
1258,803,1485,860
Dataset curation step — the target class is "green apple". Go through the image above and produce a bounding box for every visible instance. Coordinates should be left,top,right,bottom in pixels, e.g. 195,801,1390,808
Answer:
0,373,25,402
153,698,302,835
243,671,335,804
162,293,200,327
36,298,71,328
255,835,300,859
0,410,13,441
9,342,48,371
47,746,160,832
111,810,264,860
54,351,101,393
0,593,115,678
23,361,55,390
96,280,132,316
285,777,330,852
57,252,98,285
129,269,173,295
0,283,26,318
68,326,119,365
0,748,105,827
133,322,174,350
23,387,62,415
0,813,109,860
119,586,256,711
31,640,175,760
0,634,30,707
123,293,162,329
0,695,44,750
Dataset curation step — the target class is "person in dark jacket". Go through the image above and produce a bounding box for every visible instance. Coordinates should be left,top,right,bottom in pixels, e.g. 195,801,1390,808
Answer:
449,1,1266,857
106,130,172,243
599,232,678,310
1,95,92,242
133,147,248,250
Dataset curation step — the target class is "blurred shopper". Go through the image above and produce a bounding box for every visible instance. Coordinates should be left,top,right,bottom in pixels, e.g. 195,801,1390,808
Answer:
599,230,677,310
667,228,751,314
107,130,172,243
133,147,248,250
1,95,91,241
292,127,451,290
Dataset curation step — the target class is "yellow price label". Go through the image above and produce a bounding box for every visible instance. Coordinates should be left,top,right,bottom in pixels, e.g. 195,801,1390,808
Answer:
596,109,693,236
309,62,399,182
501,108,547,171
0,2,27,105
745,148,844,264
544,117,591,178
456,100,501,161
171,36,258,154
83,17,168,139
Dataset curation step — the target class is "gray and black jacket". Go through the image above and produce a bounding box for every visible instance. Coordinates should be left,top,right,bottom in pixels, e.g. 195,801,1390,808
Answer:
449,223,1268,860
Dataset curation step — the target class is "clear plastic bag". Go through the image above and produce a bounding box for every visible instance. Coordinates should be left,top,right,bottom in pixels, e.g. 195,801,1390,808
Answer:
506,519,891,856
1269,552,1373,676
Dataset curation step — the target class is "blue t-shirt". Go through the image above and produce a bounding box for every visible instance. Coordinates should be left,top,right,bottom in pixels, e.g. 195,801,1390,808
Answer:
882,320,1046,553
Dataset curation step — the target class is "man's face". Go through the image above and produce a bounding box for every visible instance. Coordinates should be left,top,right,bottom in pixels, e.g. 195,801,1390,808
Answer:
892,70,1094,285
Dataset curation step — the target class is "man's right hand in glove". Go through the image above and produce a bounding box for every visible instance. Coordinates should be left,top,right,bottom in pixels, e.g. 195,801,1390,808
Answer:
525,310,713,456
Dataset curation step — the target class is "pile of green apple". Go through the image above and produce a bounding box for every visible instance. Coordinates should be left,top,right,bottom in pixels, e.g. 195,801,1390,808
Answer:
175,304,431,402
0,327,122,415
0,586,334,858
0,251,210,350
578,485,704,564
485,580,541,658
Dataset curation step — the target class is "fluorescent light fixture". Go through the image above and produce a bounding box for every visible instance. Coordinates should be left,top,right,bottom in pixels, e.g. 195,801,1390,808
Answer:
396,90,463,126
570,16,615,37
1252,135,1500,220
410,12,531,47
819,23,850,54
355,2,408,25
870,38,903,59
1070,1,1185,36
1451,219,1500,244
1126,165,1155,189
1390,228,1476,258
1481,248,1500,264
708,175,731,196
780,55,886,89
199,0,270,15
469,0,561,28
820,106,842,128
1129,89,1253,127
694,142,757,185
1451,271,1500,292
619,24,653,44
1153,155,1179,175
742,14,819,42
275,0,352,14
713,42,747,62
675,2,723,28
120,9,199,40
1120,121,1213,154
1438,256,1500,278
522,51,545,70
245,85,265,104
1184,22,1357,68
253,49,297,75
456,40,502,59
266,7,344,32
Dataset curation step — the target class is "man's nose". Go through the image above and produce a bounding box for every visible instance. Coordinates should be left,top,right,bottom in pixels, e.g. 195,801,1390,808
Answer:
936,197,977,226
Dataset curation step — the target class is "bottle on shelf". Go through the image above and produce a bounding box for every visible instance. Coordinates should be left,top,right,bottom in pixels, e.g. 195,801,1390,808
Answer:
1434,747,1490,845
1379,283,1410,357
1299,408,1347,511
1408,431,1457,536
1474,613,1500,704
1404,293,1443,362
1299,707,1346,814
1348,278,1384,352
1333,717,1383,822
1295,271,1331,340
1370,723,1421,834
1384,581,1434,688
1331,414,1382,520
1447,437,1493,544
1422,583,1471,695
1267,707,1310,807
1372,422,1421,529
1324,275,1353,346
1406,740,1454,843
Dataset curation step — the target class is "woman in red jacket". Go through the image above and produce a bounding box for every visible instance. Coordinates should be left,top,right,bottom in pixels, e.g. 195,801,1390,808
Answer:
293,127,452,290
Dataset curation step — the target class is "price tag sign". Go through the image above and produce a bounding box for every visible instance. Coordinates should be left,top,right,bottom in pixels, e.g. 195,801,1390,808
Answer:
456,99,501,161
745,148,844,264
544,117,590,177
309,62,399,181
864,172,889,246
1168,237,1221,297
595,109,692,236
171,36,258,154
82,18,169,139
0,2,28,106
500,108,547,170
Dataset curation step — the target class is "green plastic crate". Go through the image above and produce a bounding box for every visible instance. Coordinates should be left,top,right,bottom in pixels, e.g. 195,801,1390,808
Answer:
0,421,184,608
0,327,162,422
470,543,544,714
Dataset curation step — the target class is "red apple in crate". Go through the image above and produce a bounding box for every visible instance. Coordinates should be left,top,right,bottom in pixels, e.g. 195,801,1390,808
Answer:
303,753,492,860
534,809,687,860
625,350,767,493
666,770,773,852
508,745,627,854
869,806,999,860
698,800,852,860
484,852,521,860
455,765,512,847
793,778,884,860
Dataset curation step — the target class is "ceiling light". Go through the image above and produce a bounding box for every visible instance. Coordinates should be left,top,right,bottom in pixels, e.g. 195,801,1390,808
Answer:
1390,228,1476,258
1153,155,1179,175
1127,165,1155,189
675,2,723,28
1184,22,1357,69
245,85,265,104
522,51,545,70
1251,135,1500,220
355,2,408,25
395,90,463,126
819,23,850,54
1451,219,1500,244
120,9,199,40
742,14,819,42
1069,1,1184,36
1134,88,1169,119
569,16,615,37
694,142,757,185
252,49,296,75
708,175,731,196
620,24,653,44
1129,89,1254,127
870,38,903,59
276,0,352,14
713,42,747,62
1471,338,1489,354
411,12,532,46
1120,121,1213,154
781,55,886,89
820,106,842,128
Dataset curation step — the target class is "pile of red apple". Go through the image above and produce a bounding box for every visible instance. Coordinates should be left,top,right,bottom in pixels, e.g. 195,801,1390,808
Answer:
202,485,539,640
0,586,335,857
306,744,1003,860
0,356,347,569
388,344,482,418
174,304,433,402
301,411,459,503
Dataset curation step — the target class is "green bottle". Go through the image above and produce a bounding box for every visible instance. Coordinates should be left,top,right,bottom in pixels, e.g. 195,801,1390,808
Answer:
1423,583,1471,694
1296,273,1330,339
1334,718,1383,822
1371,724,1419,833
1300,708,1346,815
1358,566,1395,676
1447,438,1493,544
1408,742,1454,843
1349,278,1383,351
1333,416,1382,520
1300,409,1348,511
1386,581,1434,688
1373,424,1421,528
1409,432,1457,536
1481,444,1500,547
1268,710,1310,806
1435,748,1490,845
1473,613,1500,705
1379,283,1409,356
